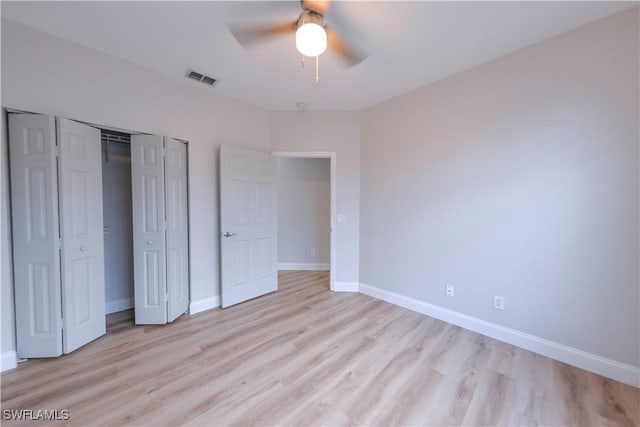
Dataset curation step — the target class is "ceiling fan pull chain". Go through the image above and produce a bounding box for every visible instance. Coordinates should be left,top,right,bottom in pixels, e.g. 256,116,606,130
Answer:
315,55,319,84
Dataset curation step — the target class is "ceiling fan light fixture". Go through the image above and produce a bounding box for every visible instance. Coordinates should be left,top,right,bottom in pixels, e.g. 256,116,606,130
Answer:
295,11,327,57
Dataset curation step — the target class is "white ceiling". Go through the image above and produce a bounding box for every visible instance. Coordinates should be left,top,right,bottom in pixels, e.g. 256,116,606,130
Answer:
2,1,635,111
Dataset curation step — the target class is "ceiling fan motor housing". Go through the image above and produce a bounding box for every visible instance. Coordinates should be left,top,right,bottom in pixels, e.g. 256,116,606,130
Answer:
297,9,324,29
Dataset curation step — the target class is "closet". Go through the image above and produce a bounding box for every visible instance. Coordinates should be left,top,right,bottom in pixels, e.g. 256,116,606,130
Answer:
8,112,190,359
102,131,134,315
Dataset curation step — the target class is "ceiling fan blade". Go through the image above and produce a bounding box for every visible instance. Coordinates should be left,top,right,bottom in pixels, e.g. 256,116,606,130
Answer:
302,0,331,16
230,21,297,47
326,26,367,67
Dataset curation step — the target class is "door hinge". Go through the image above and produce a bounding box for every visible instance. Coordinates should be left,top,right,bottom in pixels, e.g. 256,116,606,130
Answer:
55,146,60,157
57,239,63,249
58,318,63,331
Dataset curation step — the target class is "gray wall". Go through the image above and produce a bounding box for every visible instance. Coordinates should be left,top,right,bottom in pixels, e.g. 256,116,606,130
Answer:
277,157,330,267
361,8,639,368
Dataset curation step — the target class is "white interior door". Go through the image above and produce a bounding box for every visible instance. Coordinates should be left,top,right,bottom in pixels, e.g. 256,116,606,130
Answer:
220,145,277,308
9,113,63,358
57,118,105,353
165,137,189,322
131,134,167,324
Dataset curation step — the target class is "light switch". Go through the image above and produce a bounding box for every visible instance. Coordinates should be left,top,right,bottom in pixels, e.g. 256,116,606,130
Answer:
337,214,347,223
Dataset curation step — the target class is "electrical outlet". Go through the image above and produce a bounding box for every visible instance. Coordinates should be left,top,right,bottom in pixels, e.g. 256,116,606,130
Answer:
337,214,347,223
446,285,455,297
493,295,505,310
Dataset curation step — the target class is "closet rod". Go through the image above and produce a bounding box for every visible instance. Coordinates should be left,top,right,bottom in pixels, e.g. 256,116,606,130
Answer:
101,138,130,145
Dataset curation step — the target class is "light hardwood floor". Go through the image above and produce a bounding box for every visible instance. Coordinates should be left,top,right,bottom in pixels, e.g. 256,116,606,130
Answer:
2,271,638,426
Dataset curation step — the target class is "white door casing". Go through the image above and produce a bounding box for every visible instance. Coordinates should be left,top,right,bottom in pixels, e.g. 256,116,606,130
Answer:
57,118,106,353
165,137,189,322
220,145,277,308
8,113,63,358
131,134,167,324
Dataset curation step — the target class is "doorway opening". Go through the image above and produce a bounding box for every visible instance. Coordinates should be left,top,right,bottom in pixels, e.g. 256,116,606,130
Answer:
272,152,336,291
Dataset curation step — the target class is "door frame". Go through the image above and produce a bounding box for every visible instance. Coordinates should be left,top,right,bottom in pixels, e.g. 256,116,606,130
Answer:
271,151,336,291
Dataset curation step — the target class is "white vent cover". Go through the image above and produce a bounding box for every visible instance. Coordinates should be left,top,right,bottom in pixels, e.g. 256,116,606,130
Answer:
186,69,217,86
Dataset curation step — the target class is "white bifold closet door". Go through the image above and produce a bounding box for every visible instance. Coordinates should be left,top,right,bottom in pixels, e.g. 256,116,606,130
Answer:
9,113,105,358
57,118,106,353
9,114,62,357
131,135,189,324
165,138,189,322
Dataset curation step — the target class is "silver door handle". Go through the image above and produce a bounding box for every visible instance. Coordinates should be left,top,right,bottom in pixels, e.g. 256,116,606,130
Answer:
223,232,236,238
80,245,87,252
146,240,153,245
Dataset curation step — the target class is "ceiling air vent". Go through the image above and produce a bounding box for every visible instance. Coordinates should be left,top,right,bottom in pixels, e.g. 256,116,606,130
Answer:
186,69,217,87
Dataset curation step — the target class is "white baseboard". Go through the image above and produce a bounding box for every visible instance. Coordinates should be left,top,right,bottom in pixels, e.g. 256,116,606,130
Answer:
105,297,134,315
359,283,640,388
333,281,360,292
1,351,17,372
189,296,220,315
278,263,330,271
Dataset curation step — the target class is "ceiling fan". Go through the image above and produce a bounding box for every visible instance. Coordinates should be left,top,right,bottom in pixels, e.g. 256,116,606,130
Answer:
230,0,366,81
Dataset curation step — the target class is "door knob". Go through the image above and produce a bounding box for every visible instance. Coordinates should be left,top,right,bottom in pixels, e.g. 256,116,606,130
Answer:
80,245,87,252
146,240,153,245
223,232,236,238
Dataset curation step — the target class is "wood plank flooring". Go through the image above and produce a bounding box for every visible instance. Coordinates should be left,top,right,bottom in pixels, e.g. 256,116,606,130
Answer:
2,271,638,426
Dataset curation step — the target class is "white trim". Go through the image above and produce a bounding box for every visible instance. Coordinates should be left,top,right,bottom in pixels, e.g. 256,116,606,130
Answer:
333,282,360,292
278,263,329,271
189,296,220,315
359,283,640,388
1,351,17,372
105,297,134,315
272,151,336,292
